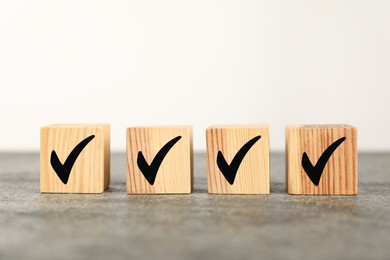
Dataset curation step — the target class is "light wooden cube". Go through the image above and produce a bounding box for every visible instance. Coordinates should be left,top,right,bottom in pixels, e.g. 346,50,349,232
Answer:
206,125,270,194
286,124,357,195
40,124,110,193
126,126,193,194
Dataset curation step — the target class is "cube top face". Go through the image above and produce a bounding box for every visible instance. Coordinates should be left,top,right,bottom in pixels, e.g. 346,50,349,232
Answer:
206,125,270,194
287,124,355,129
207,124,269,130
40,124,110,193
286,124,357,195
126,126,193,194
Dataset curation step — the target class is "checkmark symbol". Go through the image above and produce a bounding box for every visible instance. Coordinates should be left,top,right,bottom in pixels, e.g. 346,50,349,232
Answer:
50,135,95,185
302,137,346,186
137,136,182,185
217,135,261,185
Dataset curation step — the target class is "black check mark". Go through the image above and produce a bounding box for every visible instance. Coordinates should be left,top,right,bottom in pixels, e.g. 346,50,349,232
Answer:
50,135,95,185
217,135,261,185
302,137,346,186
137,136,182,185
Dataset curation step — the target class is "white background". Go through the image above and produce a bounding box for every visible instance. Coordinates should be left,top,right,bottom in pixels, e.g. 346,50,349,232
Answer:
0,0,389,152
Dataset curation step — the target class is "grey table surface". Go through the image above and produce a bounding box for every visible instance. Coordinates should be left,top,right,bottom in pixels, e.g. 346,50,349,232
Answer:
0,152,389,260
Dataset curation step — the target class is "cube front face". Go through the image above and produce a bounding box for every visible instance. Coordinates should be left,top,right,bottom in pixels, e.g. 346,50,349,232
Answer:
126,126,193,194
40,124,110,193
286,125,357,195
206,125,270,194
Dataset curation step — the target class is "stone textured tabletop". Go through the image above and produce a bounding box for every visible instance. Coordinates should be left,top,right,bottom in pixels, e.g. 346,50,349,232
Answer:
0,152,389,260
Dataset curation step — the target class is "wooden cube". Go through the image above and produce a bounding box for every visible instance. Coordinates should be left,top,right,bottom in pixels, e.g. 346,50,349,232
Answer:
40,124,110,193
126,126,193,194
286,124,357,195
206,125,270,194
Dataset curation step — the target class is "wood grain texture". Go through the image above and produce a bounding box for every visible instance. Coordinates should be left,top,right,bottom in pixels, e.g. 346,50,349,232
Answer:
206,125,270,194
40,124,110,193
286,124,357,195
126,126,193,194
